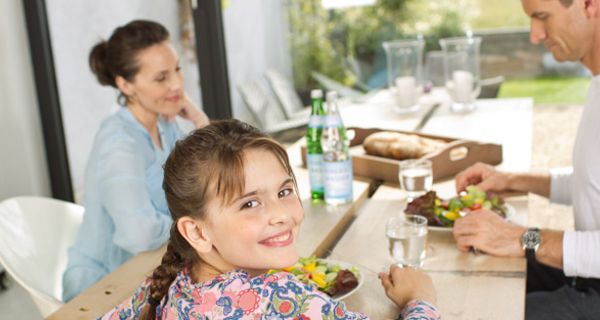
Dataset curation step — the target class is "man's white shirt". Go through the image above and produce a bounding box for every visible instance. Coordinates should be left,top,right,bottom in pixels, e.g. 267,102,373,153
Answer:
550,75,600,278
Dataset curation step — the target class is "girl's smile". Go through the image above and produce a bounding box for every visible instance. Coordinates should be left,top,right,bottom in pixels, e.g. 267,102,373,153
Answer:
259,230,294,247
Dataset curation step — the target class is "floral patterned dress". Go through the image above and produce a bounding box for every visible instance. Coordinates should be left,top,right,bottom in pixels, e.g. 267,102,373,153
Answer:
99,270,440,320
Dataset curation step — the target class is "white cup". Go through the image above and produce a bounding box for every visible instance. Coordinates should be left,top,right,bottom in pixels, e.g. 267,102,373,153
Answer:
452,70,474,103
395,76,422,110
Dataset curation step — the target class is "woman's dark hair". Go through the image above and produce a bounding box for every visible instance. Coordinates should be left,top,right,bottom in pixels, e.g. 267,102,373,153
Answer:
139,119,298,319
89,20,169,105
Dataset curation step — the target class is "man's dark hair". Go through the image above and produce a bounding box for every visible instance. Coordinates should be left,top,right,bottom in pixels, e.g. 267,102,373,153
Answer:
559,0,573,7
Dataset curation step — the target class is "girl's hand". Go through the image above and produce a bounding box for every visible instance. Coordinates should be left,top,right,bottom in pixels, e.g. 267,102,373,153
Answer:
378,265,437,308
173,93,210,128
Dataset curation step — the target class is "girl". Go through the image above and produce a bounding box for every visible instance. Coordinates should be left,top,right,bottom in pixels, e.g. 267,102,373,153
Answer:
101,119,440,319
63,20,209,301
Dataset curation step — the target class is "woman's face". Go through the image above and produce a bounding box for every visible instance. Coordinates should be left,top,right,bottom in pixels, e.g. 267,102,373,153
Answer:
122,40,184,116
202,149,304,275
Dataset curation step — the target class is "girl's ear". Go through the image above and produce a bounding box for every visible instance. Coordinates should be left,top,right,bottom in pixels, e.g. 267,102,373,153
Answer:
115,75,134,97
176,217,213,253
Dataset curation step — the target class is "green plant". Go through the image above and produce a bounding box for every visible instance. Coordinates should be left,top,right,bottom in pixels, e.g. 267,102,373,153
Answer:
287,0,346,89
286,0,467,91
423,11,464,51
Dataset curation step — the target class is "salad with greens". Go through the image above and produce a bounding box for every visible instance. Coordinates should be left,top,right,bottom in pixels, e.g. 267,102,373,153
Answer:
405,185,508,227
274,256,360,297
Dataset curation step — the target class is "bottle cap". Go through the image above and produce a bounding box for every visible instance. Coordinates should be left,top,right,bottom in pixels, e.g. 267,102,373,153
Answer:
310,89,323,99
326,91,338,102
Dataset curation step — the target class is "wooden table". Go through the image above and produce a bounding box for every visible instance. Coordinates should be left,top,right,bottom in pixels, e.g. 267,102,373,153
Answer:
329,184,528,319
327,96,533,319
341,92,533,172
47,168,373,319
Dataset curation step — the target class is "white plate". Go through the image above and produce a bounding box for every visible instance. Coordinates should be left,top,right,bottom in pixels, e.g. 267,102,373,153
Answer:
316,258,364,300
427,203,516,233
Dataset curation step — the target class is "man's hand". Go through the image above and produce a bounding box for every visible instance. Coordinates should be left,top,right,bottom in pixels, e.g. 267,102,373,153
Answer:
455,162,512,193
379,265,437,308
455,163,551,198
453,209,526,257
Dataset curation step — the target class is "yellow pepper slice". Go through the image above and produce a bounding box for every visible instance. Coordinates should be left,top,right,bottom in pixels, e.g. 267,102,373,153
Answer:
445,210,460,221
303,261,317,273
312,272,327,288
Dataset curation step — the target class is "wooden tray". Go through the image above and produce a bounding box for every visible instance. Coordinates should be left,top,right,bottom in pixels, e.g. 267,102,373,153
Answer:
301,127,502,183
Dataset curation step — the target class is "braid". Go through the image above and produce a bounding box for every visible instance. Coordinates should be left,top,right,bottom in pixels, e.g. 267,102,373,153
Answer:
140,227,190,320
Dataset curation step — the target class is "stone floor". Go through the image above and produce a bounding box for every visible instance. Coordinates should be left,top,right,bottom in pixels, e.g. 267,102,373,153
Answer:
0,273,42,319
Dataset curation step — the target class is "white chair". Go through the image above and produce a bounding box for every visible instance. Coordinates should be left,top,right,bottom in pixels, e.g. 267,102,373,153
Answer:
238,80,308,134
310,71,372,102
0,196,84,317
264,69,311,120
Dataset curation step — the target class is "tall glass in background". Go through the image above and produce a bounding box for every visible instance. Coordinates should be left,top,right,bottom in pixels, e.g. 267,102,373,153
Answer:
382,39,425,114
386,215,428,267
440,36,482,113
399,159,433,202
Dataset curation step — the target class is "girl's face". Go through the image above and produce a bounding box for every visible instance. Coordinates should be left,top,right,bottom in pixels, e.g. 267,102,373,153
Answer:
120,40,184,116
203,149,303,275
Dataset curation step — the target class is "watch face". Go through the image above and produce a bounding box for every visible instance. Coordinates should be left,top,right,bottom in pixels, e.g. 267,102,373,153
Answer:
523,229,541,249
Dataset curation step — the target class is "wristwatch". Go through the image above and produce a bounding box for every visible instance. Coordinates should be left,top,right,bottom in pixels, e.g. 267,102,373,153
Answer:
521,227,541,261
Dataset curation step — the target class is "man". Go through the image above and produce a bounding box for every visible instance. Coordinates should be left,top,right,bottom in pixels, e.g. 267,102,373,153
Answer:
452,0,600,318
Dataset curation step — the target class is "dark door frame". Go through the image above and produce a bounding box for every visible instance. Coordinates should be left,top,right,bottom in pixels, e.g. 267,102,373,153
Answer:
23,0,73,202
21,0,233,201
191,0,232,119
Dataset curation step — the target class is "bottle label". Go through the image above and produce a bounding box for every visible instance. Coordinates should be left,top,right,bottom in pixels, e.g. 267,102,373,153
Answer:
323,159,353,200
324,115,344,128
308,115,323,128
307,154,324,192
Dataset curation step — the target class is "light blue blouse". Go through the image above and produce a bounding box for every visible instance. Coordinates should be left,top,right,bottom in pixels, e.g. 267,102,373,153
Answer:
62,108,183,301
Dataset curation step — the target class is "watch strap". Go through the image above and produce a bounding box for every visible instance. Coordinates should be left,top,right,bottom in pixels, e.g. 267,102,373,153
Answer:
525,247,536,262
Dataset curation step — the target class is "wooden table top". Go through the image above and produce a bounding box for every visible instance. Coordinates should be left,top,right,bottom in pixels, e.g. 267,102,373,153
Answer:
329,184,528,320
47,168,373,319
326,96,533,319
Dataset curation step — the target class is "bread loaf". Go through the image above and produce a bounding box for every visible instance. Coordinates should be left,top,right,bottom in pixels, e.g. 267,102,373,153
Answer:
363,131,446,160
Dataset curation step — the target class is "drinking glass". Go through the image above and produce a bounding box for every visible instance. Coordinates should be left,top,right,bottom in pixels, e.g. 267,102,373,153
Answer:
382,39,424,114
399,159,433,201
386,215,428,267
440,37,482,113
425,50,445,87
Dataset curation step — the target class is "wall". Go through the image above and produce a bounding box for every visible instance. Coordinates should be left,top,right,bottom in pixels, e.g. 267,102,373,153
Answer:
223,0,292,125
0,1,51,200
45,0,202,200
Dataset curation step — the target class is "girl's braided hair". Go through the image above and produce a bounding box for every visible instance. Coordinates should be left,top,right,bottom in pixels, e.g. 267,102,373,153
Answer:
139,119,296,319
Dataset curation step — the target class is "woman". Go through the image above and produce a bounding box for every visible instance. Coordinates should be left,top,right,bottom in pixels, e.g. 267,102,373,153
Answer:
62,20,209,301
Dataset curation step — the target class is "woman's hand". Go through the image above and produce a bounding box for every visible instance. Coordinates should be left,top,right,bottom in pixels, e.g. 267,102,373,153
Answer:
379,265,437,308
171,93,210,128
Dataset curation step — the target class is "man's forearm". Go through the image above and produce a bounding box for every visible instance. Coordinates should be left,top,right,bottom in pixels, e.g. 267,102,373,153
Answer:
536,230,564,270
507,172,551,198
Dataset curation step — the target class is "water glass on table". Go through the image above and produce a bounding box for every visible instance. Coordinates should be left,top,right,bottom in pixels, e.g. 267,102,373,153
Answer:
399,159,433,202
386,215,428,267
